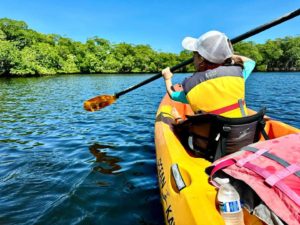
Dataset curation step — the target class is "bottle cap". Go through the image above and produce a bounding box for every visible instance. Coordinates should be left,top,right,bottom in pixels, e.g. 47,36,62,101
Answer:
213,177,230,185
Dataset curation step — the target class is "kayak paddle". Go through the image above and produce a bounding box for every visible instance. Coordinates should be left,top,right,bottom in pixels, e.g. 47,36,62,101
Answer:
84,8,300,112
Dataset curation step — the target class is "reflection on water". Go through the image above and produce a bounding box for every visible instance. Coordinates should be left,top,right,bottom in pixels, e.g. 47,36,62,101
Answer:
89,143,122,175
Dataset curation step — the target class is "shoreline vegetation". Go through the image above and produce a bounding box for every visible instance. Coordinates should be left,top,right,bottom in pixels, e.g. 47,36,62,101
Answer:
0,18,300,77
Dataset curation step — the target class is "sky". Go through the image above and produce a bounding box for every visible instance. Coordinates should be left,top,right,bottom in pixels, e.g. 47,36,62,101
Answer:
0,0,299,53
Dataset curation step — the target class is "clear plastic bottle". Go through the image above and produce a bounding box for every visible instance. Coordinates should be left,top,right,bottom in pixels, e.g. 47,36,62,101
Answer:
216,178,244,225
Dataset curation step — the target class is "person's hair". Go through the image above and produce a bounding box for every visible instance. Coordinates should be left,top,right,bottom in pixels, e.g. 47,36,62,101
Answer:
224,39,244,68
224,57,244,69
194,52,244,72
194,52,219,72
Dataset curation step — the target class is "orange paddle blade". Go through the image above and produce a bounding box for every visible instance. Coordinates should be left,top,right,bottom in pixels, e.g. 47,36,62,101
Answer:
84,95,117,112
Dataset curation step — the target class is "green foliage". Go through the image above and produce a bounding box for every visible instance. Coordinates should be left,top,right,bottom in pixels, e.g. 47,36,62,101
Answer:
11,43,59,75
0,29,6,40
257,40,283,71
0,17,300,76
58,54,80,74
132,45,157,72
178,50,193,72
278,37,300,70
234,42,263,64
0,40,20,76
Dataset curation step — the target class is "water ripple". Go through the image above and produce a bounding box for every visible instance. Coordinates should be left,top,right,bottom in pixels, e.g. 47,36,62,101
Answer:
0,73,299,225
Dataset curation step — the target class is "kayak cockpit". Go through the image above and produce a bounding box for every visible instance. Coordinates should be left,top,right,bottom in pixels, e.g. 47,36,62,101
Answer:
155,88,299,225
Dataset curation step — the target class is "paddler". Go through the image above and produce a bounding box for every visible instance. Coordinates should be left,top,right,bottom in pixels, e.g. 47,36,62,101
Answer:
162,30,256,119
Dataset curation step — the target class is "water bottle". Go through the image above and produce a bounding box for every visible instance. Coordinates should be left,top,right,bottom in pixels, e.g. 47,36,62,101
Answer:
216,178,244,225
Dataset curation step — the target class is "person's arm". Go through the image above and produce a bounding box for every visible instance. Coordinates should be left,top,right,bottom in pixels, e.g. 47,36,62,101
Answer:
232,55,256,80
162,67,174,97
162,67,188,104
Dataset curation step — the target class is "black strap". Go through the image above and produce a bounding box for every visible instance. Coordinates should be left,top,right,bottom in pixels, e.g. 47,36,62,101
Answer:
259,120,270,140
261,129,270,140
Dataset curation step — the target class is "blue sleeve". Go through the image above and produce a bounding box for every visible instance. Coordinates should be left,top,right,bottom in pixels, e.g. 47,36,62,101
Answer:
242,60,256,80
170,91,189,104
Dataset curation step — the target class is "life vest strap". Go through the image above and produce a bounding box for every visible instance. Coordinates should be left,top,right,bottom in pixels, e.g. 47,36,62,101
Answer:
210,158,236,177
242,146,300,178
244,162,300,206
265,164,300,186
236,148,269,167
238,99,246,117
209,100,245,115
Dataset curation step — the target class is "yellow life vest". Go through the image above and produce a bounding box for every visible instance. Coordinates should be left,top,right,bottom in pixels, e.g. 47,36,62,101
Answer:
182,66,247,118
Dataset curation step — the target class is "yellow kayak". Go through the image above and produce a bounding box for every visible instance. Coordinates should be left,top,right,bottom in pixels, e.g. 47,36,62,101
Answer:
154,88,299,225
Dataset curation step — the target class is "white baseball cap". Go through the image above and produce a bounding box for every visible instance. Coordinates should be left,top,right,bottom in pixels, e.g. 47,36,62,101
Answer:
182,31,233,64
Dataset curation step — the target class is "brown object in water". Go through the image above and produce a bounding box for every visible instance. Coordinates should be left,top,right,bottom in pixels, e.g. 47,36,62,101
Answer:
83,95,117,112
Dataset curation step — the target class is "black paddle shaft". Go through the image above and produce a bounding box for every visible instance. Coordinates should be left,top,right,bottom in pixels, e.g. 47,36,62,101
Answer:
115,8,300,98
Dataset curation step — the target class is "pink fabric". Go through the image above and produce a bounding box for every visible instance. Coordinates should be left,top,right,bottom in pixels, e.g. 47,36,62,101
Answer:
244,162,300,206
275,179,300,207
211,133,300,225
236,148,269,167
265,164,300,186
210,158,235,177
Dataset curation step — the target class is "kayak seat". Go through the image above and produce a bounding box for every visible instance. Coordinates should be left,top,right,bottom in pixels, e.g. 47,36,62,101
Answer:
173,107,268,162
